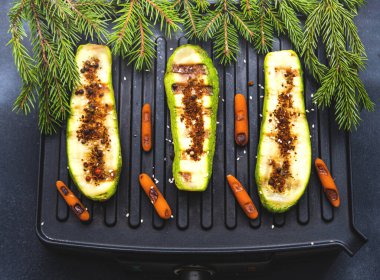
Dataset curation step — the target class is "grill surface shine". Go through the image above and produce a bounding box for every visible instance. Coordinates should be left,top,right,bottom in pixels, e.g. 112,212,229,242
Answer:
36,34,366,256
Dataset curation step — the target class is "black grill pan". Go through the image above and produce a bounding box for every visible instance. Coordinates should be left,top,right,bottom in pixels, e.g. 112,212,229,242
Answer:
36,33,366,259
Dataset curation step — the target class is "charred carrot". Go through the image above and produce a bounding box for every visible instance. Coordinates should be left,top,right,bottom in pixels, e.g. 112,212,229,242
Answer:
315,158,340,208
234,94,249,146
226,175,258,219
139,173,172,219
141,103,152,152
56,181,90,222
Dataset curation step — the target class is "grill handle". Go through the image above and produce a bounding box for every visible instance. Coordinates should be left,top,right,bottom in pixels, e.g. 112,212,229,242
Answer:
175,265,214,280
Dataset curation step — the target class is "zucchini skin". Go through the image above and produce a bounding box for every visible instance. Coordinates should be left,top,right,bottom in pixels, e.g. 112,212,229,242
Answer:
67,44,122,201
164,45,219,191
255,50,311,213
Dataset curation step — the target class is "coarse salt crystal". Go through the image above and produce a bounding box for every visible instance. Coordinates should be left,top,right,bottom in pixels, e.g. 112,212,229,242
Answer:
311,242,314,245
249,96,253,100
260,95,264,98
123,77,126,80
312,124,315,128
271,225,274,229
126,213,130,217
141,219,144,223
41,221,44,226
170,47,173,50
259,114,263,117
306,109,310,113
243,150,246,154
237,157,240,161
243,59,246,63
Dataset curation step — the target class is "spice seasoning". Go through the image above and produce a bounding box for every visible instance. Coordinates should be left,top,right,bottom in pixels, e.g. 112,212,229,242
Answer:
180,78,207,161
76,57,111,185
172,64,207,75
268,68,298,193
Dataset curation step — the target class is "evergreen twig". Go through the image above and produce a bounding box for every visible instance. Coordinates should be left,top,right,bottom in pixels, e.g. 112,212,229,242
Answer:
8,0,374,133
109,0,182,70
8,0,113,134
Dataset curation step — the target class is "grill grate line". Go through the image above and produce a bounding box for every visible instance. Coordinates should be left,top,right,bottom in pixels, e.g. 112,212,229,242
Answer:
200,40,213,230
56,126,69,222
248,45,261,229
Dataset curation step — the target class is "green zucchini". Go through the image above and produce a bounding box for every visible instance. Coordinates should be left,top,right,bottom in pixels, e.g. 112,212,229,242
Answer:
164,45,219,191
255,50,311,213
67,44,122,201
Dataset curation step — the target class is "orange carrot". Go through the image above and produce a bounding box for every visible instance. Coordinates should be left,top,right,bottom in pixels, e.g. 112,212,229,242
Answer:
141,103,152,152
56,181,90,222
315,158,340,208
234,94,249,146
226,175,258,219
139,173,172,219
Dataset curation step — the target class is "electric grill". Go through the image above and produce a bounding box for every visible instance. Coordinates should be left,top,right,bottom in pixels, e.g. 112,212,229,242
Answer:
36,33,366,279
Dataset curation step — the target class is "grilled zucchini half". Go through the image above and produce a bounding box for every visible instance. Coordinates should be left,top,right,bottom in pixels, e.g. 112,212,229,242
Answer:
67,44,122,201
255,50,311,213
164,45,219,191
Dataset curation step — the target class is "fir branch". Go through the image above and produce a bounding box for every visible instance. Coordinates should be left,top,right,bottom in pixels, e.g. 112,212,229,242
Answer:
276,0,304,52
285,0,317,15
8,0,112,134
301,4,328,82
199,0,255,64
109,0,182,70
144,0,181,37
174,0,207,39
64,0,112,42
306,0,374,130
253,0,274,54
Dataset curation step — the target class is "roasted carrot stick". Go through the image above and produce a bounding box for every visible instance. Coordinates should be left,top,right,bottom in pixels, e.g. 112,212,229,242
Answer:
234,94,249,146
141,103,152,152
56,181,90,222
139,173,172,219
226,175,258,219
315,158,341,208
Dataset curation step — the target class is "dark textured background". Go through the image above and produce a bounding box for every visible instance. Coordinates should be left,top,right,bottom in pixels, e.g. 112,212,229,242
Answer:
0,1,379,279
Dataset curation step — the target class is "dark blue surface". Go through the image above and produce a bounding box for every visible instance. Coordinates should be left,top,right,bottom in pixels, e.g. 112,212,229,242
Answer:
0,1,379,279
